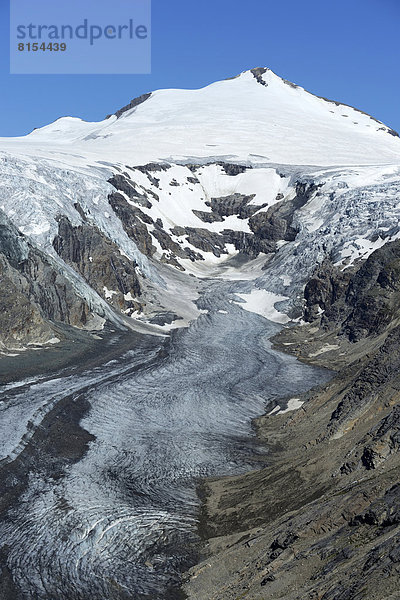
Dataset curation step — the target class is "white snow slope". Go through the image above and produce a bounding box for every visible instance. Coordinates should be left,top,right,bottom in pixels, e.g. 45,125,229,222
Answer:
1,68,400,167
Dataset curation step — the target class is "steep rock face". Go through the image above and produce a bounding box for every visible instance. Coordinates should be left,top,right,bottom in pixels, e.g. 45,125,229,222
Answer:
328,325,400,438
250,182,319,242
19,250,92,329
341,402,400,474
108,191,157,258
108,189,204,268
52,216,142,316
0,212,93,348
0,255,52,348
208,193,261,219
108,175,153,208
343,240,400,340
171,226,228,258
304,258,353,322
362,405,400,468
304,239,400,341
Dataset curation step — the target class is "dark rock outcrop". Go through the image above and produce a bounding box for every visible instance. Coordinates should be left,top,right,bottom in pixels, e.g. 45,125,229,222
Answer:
343,240,400,340
249,181,320,243
171,226,228,258
192,210,224,224
108,93,152,119
251,67,269,87
186,162,250,177
218,162,249,176
225,230,276,256
135,163,170,188
108,191,157,258
352,484,400,528
304,258,352,322
341,403,400,474
304,239,400,342
108,174,152,208
193,193,263,224
0,211,94,348
53,216,142,314
329,326,400,435
208,193,261,219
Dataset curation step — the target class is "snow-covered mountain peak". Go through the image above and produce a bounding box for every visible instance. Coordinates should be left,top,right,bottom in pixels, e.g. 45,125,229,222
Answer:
2,68,399,167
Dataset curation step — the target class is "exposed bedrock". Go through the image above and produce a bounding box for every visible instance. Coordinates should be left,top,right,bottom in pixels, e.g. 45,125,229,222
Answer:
328,325,400,437
0,255,53,348
304,239,400,341
192,190,263,224
108,174,152,208
171,226,228,258
207,193,261,219
108,191,203,267
53,216,142,315
250,67,269,87
0,211,93,348
106,92,152,120
341,402,400,474
107,165,322,265
108,191,157,258
249,181,321,241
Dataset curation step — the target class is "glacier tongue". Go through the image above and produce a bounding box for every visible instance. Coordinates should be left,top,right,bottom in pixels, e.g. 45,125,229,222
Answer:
0,280,331,600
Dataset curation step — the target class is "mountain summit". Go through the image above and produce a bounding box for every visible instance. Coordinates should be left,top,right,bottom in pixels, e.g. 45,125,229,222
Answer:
2,68,400,166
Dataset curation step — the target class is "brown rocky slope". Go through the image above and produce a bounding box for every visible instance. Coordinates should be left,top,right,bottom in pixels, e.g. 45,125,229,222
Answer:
184,240,400,600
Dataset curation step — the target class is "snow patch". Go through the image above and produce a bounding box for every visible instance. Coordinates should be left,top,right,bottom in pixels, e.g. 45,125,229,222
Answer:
235,289,290,324
309,344,340,358
103,286,118,300
269,398,304,415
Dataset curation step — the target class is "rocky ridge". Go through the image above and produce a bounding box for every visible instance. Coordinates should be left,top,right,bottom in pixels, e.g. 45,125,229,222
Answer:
0,211,94,350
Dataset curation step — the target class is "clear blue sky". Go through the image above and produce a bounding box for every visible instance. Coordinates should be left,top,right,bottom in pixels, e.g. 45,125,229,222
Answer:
1,0,399,137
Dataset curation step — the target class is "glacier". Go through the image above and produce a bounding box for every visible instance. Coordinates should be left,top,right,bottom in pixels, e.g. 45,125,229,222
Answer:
0,67,400,599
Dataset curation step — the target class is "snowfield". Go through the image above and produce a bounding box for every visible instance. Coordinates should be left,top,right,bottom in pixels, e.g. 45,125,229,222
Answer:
1,69,400,167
